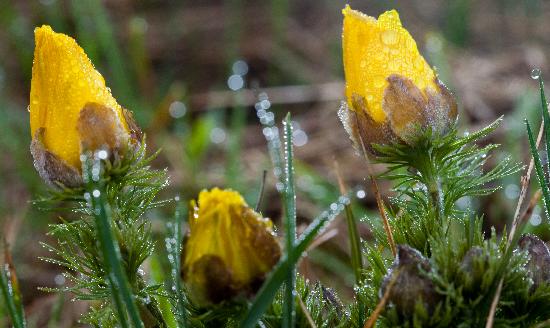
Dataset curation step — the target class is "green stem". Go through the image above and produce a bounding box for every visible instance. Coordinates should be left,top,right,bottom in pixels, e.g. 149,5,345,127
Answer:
419,150,445,224
428,177,445,224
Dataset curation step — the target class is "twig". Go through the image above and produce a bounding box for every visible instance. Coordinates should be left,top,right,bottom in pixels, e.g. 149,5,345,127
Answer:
363,268,401,328
190,82,344,109
486,121,543,328
297,294,318,328
485,279,503,328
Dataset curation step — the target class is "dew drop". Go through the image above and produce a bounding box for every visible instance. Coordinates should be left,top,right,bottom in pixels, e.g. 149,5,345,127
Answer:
380,30,398,46
210,127,226,144
168,101,187,118
96,149,108,160
227,74,244,91
232,60,249,76
531,68,541,80
374,79,385,88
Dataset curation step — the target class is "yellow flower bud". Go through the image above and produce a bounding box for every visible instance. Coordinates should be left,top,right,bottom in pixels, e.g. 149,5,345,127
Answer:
340,6,457,153
182,188,281,306
29,26,140,187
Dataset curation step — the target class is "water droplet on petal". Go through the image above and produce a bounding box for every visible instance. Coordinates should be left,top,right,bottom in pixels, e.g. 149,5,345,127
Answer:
381,30,398,46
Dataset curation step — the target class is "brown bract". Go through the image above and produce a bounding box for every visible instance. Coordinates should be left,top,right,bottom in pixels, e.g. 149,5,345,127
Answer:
30,102,142,188
339,74,457,154
379,245,441,317
518,234,550,291
30,128,82,188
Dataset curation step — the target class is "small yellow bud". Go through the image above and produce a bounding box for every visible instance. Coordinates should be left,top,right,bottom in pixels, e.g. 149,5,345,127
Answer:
29,26,140,187
182,188,281,306
340,6,457,153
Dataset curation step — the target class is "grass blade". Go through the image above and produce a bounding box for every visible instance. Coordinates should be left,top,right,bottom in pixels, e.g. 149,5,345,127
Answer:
86,162,144,328
536,76,550,181
166,198,187,327
526,119,550,217
282,114,297,328
0,242,26,328
240,194,350,328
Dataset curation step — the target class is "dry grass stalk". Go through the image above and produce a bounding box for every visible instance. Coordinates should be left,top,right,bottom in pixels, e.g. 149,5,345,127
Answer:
297,294,318,328
354,129,397,257
363,268,401,328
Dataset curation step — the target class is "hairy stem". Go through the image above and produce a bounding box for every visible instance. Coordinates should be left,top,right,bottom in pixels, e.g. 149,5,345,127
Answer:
428,176,445,224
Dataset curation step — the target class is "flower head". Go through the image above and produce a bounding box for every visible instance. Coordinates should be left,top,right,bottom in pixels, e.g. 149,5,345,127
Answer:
182,188,281,306
340,6,457,153
29,25,140,187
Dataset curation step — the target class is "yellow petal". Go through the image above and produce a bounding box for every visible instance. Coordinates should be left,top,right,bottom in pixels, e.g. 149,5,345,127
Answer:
30,25,127,169
342,6,437,123
183,188,280,305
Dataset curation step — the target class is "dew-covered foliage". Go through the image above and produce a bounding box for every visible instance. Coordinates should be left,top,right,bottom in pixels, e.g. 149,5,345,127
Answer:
3,2,550,328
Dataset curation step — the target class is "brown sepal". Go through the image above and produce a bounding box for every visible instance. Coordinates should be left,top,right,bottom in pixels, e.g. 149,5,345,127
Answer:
187,254,238,305
77,102,130,156
338,95,397,155
30,128,82,188
243,207,282,272
383,74,458,145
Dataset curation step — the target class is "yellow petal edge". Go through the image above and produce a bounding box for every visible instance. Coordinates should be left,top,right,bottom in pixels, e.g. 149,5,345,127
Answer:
30,25,128,169
184,188,275,289
342,5,437,123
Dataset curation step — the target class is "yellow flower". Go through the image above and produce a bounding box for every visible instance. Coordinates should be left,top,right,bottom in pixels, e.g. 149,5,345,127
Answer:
340,6,457,152
29,26,140,186
182,188,281,306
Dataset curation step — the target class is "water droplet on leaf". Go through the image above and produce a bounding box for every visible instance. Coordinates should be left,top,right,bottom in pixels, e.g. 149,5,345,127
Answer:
531,68,541,80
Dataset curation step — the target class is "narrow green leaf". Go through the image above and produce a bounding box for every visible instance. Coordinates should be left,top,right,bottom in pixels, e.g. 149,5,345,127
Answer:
537,76,550,181
166,198,187,327
282,113,297,328
526,119,550,217
344,204,363,284
451,116,502,148
240,194,349,328
86,162,144,328
0,264,25,328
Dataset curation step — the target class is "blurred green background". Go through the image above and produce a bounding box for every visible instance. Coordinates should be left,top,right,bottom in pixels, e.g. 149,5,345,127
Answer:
1,0,550,326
